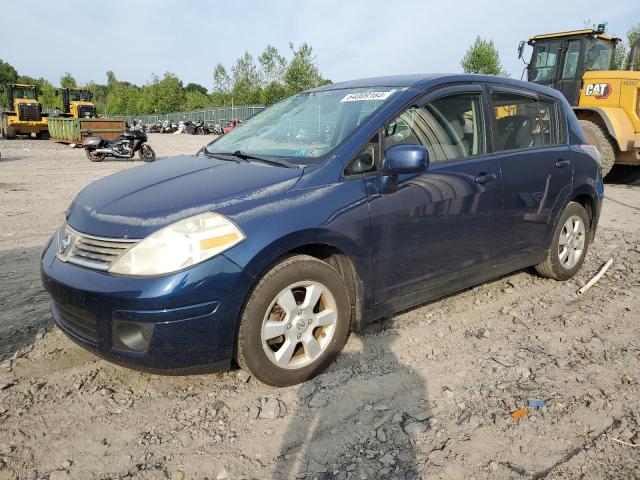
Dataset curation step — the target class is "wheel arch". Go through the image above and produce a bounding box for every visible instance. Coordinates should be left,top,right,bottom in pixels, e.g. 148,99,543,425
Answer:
232,230,370,333
569,188,600,241
574,106,635,152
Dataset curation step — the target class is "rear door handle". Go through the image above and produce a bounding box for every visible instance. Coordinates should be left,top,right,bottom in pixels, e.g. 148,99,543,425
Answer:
555,159,571,168
475,173,497,184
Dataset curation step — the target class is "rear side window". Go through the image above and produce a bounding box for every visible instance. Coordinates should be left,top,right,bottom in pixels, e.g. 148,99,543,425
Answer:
492,93,562,151
384,93,486,163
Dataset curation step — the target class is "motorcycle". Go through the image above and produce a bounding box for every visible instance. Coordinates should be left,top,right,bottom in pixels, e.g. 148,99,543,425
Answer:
192,120,212,135
82,130,156,163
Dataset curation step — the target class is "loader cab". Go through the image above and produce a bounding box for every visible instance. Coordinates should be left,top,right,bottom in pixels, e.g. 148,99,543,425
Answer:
522,29,619,106
58,88,96,118
7,84,39,111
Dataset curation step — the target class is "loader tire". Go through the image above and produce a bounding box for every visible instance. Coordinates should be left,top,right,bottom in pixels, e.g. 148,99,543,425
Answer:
579,119,616,178
5,126,17,140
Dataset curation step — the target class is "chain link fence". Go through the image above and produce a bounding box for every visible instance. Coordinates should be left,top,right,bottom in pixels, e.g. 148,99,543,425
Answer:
43,105,265,125
114,105,265,125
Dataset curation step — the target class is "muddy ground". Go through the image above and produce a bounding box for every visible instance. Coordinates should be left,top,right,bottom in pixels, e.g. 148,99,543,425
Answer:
0,134,639,480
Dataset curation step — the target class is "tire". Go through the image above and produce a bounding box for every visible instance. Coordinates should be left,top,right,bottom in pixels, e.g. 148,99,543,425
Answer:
236,255,351,386
85,148,105,162
38,130,50,140
5,126,17,140
535,201,590,281
579,119,616,178
138,144,156,162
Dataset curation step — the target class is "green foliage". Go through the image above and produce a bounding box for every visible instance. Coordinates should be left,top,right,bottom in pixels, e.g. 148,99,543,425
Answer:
0,42,330,115
461,36,509,76
60,72,77,88
284,43,324,93
185,82,208,95
613,23,640,70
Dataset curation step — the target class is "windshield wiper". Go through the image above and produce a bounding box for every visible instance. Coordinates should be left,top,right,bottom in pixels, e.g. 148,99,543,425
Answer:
209,150,298,168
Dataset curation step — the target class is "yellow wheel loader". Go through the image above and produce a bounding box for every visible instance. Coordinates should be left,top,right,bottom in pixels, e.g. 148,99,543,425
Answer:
520,27,640,176
56,87,97,119
0,84,49,139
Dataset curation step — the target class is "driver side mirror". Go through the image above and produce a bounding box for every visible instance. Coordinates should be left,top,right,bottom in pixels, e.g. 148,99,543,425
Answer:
383,144,429,175
517,41,526,60
378,144,429,194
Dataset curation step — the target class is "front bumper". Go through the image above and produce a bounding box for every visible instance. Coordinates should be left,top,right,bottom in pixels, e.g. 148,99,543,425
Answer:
41,232,255,373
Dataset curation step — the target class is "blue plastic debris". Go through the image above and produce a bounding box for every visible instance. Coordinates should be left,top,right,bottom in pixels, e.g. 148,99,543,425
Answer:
527,400,546,407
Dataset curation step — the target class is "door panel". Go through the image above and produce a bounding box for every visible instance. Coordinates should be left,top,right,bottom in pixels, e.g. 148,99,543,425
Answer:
490,91,573,256
498,146,573,255
368,157,504,303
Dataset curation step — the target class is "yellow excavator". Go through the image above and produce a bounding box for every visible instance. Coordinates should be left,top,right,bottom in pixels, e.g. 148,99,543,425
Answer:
519,26,640,176
56,87,97,118
1,84,49,139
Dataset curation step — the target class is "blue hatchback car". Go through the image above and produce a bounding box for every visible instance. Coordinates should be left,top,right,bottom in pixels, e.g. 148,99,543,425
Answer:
41,74,603,386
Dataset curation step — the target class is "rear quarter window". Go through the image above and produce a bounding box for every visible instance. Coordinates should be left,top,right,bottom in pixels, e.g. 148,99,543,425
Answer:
491,92,563,152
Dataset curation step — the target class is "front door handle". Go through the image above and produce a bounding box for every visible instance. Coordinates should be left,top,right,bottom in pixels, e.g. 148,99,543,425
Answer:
555,159,571,168
475,173,497,184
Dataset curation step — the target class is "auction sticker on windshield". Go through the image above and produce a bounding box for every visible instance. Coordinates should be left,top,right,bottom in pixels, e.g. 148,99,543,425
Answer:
340,90,395,102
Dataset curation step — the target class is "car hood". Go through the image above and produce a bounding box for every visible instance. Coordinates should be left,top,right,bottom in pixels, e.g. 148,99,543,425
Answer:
66,154,303,239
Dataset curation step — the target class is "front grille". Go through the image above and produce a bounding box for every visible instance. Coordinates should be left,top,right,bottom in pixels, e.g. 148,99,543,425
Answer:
18,103,41,121
53,302,99,342
57,225,138,271
77,105,96,118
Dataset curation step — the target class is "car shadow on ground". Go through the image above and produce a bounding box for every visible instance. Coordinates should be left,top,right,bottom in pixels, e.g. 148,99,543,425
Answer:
272,324,428,479
0,245,52,361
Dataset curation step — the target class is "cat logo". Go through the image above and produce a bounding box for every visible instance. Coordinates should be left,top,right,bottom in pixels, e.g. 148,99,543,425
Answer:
584,83,611,100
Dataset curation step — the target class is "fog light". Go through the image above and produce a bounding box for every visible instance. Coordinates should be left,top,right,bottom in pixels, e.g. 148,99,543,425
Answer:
113,320,154,352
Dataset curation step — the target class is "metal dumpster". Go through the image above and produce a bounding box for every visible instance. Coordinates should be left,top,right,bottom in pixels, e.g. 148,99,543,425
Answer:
48,118,125,144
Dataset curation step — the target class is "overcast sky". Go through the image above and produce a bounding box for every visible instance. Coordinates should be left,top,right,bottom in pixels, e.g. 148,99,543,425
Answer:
1,0,639,89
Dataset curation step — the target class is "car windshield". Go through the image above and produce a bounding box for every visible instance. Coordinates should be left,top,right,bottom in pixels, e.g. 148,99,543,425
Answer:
205,86,403,163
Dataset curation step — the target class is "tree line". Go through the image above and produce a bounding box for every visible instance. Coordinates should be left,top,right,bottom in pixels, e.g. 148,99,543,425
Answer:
2,25,639,115
0,43,330,115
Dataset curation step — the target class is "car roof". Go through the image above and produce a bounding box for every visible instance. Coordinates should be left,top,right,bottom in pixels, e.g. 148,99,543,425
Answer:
309,73,565,102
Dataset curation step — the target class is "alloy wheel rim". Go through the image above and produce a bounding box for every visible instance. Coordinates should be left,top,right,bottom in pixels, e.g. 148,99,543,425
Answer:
558,215,585,269
261,281,337,370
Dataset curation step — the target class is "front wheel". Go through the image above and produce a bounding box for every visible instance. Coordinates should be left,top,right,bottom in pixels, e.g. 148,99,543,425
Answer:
535,201,590,280
236,255,351,386
85,148,105,162
138,144,156,162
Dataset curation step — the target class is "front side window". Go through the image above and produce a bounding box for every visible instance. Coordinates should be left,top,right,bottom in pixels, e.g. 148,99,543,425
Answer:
562,40,582,79
383,93,486,163
205,87,403,164
492,93,561,151
531,42,560,82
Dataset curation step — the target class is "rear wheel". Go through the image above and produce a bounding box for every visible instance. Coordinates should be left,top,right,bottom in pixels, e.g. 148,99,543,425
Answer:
579,119,616,177
37,130,50,140
236,255,351,386
138,144,156,162
85,148,105,162
5,126,17,140
535,201,590,280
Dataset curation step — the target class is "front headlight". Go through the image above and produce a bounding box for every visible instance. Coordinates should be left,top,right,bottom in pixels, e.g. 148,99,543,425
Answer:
109,212,245,276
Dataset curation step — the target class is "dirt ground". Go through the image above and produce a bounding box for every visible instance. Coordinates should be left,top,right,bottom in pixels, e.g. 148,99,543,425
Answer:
1,134,639,480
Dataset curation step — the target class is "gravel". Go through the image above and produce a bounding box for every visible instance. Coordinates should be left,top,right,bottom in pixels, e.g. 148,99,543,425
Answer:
1,136,640,478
